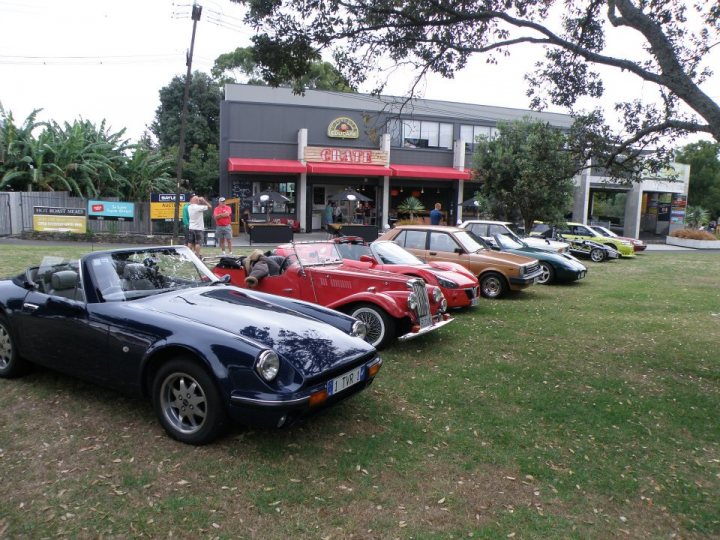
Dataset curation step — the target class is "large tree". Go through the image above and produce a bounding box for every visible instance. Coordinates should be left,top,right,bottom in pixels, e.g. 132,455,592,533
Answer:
150,71,222,160
235,0,720,172
212,46,355,91
474,118,577,233
675,140,720,219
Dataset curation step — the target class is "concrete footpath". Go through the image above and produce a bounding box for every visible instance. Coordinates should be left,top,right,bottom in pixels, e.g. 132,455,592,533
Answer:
0,233,712,252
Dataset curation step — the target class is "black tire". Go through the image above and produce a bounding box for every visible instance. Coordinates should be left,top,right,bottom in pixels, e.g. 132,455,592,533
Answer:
536,262,555,285
152,357,228,445
590,248,606,263
348,303,395,350
479,272,507,299
0,315,26,378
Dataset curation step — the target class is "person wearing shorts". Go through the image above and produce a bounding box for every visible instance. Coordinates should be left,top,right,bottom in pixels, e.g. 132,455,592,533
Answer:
186,195,210,257
213,197,233,255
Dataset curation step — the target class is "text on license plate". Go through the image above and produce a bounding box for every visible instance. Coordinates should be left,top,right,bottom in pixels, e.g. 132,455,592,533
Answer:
327,366,365,396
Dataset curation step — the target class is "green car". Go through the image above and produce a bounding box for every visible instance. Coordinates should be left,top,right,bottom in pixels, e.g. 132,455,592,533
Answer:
532,222,636,258
489,233,587,284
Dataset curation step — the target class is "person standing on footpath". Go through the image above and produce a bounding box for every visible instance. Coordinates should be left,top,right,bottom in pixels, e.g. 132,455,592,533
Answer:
213,197,233,255
187,195,210,257
430,202,443,225
182,192,195,247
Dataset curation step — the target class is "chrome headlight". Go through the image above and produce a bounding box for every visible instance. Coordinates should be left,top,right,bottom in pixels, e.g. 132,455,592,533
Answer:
435,276,458,289
440,297,448,312
351,320,367,340
407,292,418,311
432,287,443,303
255,350,280,382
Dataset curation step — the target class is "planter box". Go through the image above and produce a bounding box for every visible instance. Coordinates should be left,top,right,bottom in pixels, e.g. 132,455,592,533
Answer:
666,236,720,249
249,223,293,244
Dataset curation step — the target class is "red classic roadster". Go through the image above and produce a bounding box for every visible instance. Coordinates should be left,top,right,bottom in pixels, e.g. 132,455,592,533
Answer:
210,241,452,349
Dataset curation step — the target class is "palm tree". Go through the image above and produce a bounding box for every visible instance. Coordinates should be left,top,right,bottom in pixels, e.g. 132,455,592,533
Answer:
397,196,425,221
685,205,710,229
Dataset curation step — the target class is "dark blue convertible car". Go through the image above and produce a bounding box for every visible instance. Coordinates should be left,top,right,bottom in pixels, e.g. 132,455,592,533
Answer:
0,246,381,444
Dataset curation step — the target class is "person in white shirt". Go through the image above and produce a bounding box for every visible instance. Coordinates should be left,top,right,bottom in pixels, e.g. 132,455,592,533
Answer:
186,195,210,256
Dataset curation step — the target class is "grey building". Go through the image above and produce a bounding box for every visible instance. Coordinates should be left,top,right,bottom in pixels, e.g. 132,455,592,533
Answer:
219,84,688,237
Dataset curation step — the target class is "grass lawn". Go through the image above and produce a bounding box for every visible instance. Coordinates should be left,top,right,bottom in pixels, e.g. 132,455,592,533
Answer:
0,244,718,538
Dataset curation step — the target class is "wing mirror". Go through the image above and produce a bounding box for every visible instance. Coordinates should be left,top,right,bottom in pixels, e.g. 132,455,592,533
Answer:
359,254,377,264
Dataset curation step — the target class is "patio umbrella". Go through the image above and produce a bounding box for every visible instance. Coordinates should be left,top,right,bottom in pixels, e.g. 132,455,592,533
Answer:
329,189,372,224
462,197,482,218
251,191,291,222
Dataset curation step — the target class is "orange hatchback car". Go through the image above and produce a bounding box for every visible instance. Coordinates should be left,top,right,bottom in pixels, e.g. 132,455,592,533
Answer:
378,225,542,298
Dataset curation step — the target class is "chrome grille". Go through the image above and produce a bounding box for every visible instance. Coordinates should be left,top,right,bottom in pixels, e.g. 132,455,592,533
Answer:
524,262,540,276
408,279,432,328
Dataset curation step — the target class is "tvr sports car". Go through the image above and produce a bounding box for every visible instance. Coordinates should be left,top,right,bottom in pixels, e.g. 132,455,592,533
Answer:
0,246,381,445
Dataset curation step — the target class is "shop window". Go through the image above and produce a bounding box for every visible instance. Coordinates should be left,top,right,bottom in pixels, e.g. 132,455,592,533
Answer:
461,125,496,152
388,119,453,149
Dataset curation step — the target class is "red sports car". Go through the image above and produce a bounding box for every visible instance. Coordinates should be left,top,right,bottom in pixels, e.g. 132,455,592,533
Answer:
211,241,452,349
328,238,480,309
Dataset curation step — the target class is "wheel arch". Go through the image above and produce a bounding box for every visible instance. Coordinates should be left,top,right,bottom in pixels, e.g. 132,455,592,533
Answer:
141,345,220,400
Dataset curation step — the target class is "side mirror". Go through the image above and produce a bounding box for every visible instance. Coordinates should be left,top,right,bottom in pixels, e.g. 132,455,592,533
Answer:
359,254,376,264
454,247,464,254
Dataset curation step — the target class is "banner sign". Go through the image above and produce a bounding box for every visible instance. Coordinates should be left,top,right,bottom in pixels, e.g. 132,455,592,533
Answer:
151,193,190,221
88,200,135,221
304,146,388,166
32,206,87,233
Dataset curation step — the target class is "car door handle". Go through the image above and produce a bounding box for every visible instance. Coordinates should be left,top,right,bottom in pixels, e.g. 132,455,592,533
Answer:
23,302,39,311
282,288,293,293
429,251,437,255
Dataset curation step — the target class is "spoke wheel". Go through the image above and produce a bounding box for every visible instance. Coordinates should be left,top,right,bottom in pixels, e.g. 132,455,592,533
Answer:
152,358,226,445
480,272,507,299
0,315,25,378
349,304,394,349
536,262,555,285
590,248,605,262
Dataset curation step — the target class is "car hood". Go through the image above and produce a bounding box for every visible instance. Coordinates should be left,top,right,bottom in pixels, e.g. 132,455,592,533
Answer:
478,249,537,265
142,286,372,376
523,237,568,251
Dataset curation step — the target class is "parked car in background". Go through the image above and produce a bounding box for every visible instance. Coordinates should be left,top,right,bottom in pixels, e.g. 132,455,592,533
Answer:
531,222,635,257
332,237,480,308
489,233,587,284
589,225,647,252
460,219,570,254
211,241,452,349
377,225,542,299
0,246,382,445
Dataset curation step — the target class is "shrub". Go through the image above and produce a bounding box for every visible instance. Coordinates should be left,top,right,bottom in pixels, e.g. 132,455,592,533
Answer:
670,228,717,240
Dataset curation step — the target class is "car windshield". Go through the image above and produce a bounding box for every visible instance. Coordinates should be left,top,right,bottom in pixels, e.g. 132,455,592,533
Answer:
371,241,424,265
291,242,343,266
455,230,485,253
593,226,617,238
86,246,219,302
494,233,525,250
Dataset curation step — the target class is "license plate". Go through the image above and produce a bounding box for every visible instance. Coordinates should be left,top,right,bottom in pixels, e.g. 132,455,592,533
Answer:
327,366,365,396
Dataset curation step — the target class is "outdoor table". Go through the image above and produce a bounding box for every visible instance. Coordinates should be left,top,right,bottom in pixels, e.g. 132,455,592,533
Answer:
248,223,293,244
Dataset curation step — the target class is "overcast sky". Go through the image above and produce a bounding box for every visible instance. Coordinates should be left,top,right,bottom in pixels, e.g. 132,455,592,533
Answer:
1,0,716,145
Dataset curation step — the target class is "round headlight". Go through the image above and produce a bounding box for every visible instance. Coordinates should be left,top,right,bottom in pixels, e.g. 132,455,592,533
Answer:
432,287,443,303
351,320,367,340
407,292,418,311
255,350,280,382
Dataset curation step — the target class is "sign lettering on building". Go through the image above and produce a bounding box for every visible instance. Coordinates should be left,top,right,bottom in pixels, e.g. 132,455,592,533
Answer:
327,117,360,139
304,146,388,166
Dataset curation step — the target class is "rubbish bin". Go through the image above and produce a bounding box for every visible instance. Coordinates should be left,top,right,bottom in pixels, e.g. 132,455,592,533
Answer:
204,229,217,247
